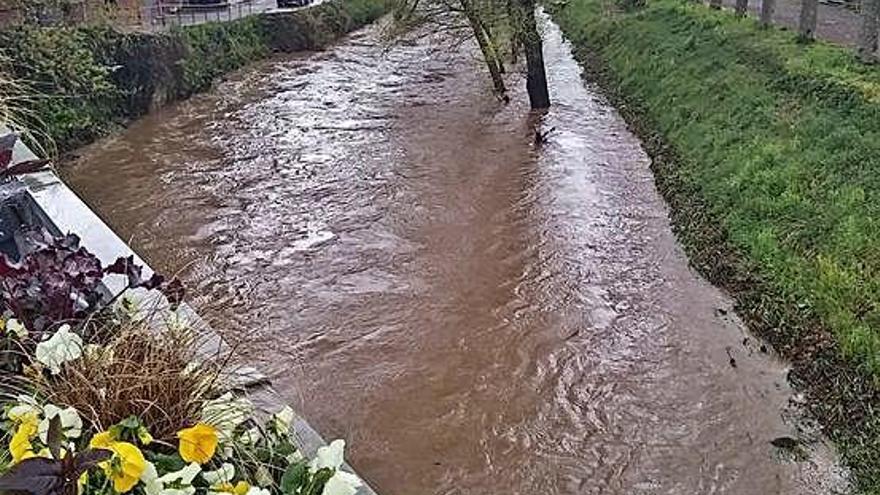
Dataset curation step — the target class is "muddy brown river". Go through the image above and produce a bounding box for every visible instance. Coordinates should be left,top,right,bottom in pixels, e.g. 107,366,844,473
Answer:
65,14,848,495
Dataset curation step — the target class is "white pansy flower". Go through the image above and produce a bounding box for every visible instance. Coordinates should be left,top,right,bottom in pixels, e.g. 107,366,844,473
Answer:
201,463,235,485
38,404,83,442
310,440,363,495
311,439,346,471
161,488,196,495
157,463,202,486
202,393,254,440
114,296,143,322
6,319,27,338
141,462,162,495
322,472,363,495
143,462,200,495
271,406,296,435
35,325,83,374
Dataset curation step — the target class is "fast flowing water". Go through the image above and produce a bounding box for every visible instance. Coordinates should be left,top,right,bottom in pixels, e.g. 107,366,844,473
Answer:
65,14,848,495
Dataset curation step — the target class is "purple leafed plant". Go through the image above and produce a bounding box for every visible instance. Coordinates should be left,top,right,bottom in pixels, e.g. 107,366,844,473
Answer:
0,416,112,495
0,229,185,338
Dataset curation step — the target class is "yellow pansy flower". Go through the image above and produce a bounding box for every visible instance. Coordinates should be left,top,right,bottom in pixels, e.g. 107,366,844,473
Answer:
106,442,146,493
89,433,146,494
107,441,146,493
177,423,218,464
213,481,250,495
89,430,115,449
9,416,38,463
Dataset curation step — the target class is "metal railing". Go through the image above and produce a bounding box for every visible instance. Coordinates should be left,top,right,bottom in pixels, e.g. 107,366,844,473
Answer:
136,0,273,30
0,0,277,31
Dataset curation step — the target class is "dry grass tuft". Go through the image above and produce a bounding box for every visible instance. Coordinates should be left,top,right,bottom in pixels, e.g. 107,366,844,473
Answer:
33,316,230,442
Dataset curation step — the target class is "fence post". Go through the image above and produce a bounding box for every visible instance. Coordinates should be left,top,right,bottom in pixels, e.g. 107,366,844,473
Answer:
735,0,748,15
860,0,880,61
799,0,817,40
760,0,775,25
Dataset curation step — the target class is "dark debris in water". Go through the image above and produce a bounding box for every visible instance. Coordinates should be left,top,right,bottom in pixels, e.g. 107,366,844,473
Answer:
771,436,800,450
770,436,810,462
725,346,737,368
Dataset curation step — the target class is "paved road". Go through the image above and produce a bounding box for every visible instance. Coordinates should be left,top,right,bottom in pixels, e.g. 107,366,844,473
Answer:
720,0,862,47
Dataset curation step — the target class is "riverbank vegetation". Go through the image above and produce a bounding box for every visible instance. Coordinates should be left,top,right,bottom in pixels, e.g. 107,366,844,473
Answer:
0,221,361,495
549,0,880,490
0,0,387,155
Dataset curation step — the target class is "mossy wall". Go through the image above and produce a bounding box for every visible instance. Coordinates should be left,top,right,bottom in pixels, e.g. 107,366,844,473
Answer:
0,0,386,153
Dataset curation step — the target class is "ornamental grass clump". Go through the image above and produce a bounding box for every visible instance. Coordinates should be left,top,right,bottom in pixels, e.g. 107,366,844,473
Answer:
30,316,226,442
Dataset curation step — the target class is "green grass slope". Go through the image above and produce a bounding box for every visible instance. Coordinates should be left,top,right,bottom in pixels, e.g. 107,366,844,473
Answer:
549,0,880,490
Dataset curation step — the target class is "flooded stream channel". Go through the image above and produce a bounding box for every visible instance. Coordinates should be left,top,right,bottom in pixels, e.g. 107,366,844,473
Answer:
66,14,848,495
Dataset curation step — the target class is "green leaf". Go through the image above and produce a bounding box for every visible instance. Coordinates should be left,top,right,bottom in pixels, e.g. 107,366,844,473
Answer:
280,461,309,494
119,416,140,429
306,468,334,495
146,452,185,474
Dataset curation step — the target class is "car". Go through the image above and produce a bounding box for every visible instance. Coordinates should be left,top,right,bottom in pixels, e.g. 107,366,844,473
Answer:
277,0,310,8
186,0,224,6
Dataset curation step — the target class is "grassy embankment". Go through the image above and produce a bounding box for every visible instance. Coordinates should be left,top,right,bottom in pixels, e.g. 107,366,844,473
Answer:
0,0,386,153
550,0,880,491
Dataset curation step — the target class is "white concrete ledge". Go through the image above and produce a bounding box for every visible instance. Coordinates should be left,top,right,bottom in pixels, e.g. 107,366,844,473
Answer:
1,126,378,495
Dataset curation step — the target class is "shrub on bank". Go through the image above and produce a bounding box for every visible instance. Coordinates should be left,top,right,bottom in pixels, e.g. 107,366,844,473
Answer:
0,0,388,154
178,16,269,93
0,26,123,153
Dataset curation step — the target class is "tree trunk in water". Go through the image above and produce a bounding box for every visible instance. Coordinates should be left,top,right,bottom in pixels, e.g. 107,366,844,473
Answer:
512,0,550,109
760,0,775,25
735,0,748,16
507,0,520,64
860,0,880,61
460,0,507,96
481,22,506,74
799,0,817,40
477,30,507,96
